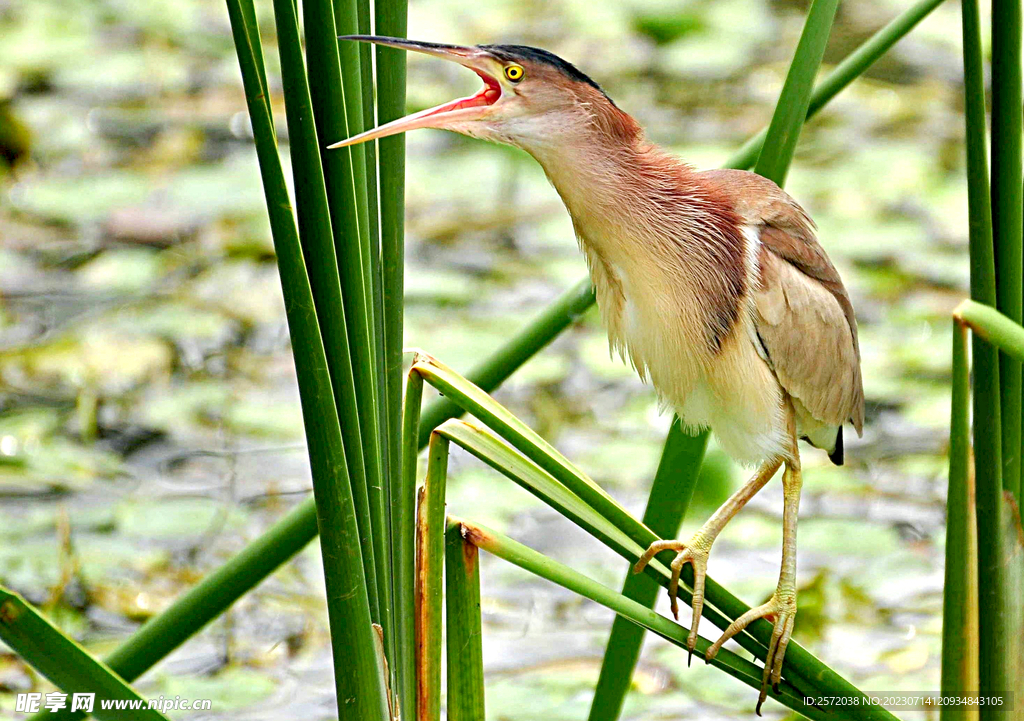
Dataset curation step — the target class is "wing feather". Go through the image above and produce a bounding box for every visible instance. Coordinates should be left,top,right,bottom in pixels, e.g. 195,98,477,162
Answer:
699,168,865,434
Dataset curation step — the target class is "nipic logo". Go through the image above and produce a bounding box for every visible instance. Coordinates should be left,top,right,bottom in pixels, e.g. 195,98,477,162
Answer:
13,693,212,713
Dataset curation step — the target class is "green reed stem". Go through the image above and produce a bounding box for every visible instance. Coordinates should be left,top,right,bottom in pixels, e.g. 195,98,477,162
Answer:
416,433,449,721
374,0,409,708
453,519,832,721
940,319,980,721
395,367,423,718
990,0,1024,510
270,0,379,622
353,4,392,662
299,0,379,618
730,0,945,170
445,520,487,721
956,300,1024,362
0,587,170,721
960,0,1008,716
225,0,388,717
753,0,839,185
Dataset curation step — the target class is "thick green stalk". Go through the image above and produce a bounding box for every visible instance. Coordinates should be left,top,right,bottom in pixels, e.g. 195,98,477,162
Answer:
375,1,409,708
305,0,392,652
991,0,1024,508
224,1,387,717
333,0,374,265
395,368,423,719
416,433,449,721
298,0,380,619
453,520,832,721
940,320,979,721
335,2,392,650
375,2,408,455
0,587,169,721
445,520,486,721
237,0,270,123
354,2,391,656
355,0,380,256
270,0,378,622
588,422,708,721
753,0,839,185
960,0,1007,716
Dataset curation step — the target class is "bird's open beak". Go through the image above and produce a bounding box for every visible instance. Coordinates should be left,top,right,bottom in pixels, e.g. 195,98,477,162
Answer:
327,36,502,149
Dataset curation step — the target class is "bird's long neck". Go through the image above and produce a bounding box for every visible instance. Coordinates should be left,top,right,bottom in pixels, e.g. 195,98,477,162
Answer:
523,104,748,355
527,111,738,271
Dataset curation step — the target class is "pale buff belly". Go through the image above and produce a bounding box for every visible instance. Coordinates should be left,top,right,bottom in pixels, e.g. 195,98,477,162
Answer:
603,279,790,467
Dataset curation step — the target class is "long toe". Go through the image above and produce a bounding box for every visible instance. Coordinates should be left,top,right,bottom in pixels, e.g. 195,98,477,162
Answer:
685,553,709,663
705,592,797,715
756,606,795,714
633,539,687,575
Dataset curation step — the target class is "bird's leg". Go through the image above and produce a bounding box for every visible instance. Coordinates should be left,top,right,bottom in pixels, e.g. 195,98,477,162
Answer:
632,457,782,659
706,411,802,715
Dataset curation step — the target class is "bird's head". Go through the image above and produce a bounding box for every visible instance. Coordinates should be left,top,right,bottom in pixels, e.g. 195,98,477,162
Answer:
328,37,635,155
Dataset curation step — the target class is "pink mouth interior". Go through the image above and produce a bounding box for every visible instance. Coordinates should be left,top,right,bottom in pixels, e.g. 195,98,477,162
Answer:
424,70,501,116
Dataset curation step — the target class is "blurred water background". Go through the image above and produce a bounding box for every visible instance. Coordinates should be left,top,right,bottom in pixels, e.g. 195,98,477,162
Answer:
0,0,975,718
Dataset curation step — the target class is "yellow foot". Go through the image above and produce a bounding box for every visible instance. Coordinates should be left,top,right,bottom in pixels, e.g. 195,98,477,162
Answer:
705,591,797,715
632,534,711,663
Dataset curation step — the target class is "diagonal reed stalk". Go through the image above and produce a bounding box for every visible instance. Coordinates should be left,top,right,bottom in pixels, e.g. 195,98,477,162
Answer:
452,518,833,720
728,0,947,170
0,587,170,721
753,0,839,186
35,5,947,715
414,358,899,720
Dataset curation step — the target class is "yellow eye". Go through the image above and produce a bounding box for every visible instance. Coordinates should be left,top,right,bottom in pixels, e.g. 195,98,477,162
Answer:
504,64,524,82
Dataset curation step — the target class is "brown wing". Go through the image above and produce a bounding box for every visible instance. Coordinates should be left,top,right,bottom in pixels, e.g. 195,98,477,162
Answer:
699,169,865,434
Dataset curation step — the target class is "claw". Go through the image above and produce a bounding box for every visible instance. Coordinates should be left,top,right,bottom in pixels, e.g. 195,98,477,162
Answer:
635,536,711,651
705,592,796,714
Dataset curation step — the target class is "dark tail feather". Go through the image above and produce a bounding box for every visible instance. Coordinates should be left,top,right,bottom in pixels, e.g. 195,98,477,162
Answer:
828,427,844,466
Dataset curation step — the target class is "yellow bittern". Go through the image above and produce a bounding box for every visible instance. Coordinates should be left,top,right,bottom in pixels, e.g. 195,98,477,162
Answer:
331,37,864,711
